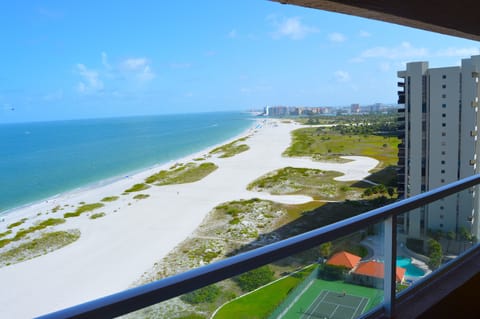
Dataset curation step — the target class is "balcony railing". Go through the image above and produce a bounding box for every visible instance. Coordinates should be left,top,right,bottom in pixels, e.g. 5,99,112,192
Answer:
37,174,480,319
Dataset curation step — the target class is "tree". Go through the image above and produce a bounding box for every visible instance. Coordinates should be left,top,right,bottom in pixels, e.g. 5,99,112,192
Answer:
234,266,274,292
320,242,332,258
180,284,221,304
427,238,443,270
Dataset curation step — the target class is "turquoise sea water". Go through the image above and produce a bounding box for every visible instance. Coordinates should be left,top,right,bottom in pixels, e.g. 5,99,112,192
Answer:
0,112,253,213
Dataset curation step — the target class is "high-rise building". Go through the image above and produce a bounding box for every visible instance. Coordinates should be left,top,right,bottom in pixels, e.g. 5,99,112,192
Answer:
397,55,480,239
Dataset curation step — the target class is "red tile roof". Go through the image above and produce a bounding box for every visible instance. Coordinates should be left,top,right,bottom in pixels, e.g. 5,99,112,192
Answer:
326,251,361,269
353,260,406,282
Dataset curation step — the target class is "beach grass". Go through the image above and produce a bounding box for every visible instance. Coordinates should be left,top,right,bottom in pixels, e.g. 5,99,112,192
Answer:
124,183,150,193
247,167,367,200
0,218,67,249
101,196,119,202
209,137,250,158
133,194,150,200
64,203,104,218
284,127,399,168
90,212,106,219
145,162,218,185
7,218,28,230
0,230,80,267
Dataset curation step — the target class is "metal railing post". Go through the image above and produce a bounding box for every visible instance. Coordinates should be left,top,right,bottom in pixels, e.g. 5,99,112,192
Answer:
384,215,397,317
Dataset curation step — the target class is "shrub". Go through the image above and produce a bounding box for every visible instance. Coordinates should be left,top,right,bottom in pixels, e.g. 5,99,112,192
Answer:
64,203,104,218
427,238,443,270
318,264,348,281
180,284,221,304
234,265,275,292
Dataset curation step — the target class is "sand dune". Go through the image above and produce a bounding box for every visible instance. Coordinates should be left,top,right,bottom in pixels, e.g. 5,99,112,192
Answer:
0,120,378,318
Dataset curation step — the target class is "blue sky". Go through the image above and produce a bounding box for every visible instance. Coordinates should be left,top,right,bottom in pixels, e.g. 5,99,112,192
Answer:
1,0,479,123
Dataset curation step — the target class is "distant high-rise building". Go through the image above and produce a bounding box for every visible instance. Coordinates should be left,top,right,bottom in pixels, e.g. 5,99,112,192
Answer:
397,55,480,239
351,103,360,113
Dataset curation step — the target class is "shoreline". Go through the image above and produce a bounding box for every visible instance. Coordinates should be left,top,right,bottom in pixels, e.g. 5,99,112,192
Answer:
0,120,379,318
0,119,260,225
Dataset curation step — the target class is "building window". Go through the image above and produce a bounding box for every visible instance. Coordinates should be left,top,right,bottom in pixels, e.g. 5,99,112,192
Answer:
441,179,445,183
442,103,446,108
441,169,445,173
442,84,446,89
442,75,447,79
440,214,444,219
440,223,444,228
442,151,446,155
441,141,446,146
442,94,447,98
440,206,444,210
442,113,446,117
442,123,446,127
442,132,446,136
441,160,445,164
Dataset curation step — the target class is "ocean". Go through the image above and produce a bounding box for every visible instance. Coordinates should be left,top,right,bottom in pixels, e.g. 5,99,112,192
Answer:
0,112,254,213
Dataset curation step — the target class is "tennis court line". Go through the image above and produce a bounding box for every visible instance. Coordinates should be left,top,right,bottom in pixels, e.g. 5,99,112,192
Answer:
308,290,330,317
277,279,315,319
350,297,369,319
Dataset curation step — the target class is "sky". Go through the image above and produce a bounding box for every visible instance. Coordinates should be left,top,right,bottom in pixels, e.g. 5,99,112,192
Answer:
0,0,479,123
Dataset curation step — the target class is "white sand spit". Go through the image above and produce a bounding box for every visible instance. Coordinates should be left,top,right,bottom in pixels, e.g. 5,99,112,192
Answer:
0,120,379,318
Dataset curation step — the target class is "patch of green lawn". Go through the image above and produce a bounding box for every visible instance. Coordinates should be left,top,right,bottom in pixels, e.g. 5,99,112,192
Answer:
213,266,315,319
284,128,399,168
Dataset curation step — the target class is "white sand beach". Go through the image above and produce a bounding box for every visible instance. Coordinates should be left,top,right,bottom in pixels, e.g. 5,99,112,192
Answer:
0,120,379,318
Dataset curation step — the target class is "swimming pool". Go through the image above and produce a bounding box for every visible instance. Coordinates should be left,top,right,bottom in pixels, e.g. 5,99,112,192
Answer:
396,256,425,277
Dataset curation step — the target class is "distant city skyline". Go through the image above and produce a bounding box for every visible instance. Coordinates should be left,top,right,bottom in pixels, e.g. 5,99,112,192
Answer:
1,0,479,123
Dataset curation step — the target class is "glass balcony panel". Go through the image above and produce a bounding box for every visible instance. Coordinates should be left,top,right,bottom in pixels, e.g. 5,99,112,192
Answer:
396,187,480,296
122,226,385,319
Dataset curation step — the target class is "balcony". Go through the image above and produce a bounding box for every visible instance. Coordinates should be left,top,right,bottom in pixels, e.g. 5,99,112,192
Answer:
38,174,480,319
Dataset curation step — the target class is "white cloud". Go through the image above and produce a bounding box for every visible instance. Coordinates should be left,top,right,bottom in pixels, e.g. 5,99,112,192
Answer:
436,47,480,57
334,70,351,82
76,64,103,93
359,30,371,38
271,16,319,40
356,42,429,61
121,58,156,82
328,32,346,43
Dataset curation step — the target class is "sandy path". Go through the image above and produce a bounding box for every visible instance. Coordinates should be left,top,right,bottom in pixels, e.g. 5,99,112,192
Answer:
0,120,378,318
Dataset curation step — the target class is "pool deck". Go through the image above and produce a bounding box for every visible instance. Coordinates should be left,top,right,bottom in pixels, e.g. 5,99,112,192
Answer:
360,236,431,281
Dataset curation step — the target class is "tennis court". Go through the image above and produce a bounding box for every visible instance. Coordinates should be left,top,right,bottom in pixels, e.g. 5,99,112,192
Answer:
300,290,369,319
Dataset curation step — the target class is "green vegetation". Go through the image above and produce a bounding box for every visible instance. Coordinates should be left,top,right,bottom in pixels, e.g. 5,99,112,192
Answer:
427,238,443,270
7,218,28,229
64,203,104,218
284,127,399,168
247,167,367,200
133,194,150,200
318,264,348,280
209,137,250,158
101,196,119,202
0,218,67,248
124,183,150,193
0,229,12,239
213,266,315,319
145,162,218,185
0,230,80,267
90,212,106,219
181,284,221,304
51,205,62,213
234,265,275,292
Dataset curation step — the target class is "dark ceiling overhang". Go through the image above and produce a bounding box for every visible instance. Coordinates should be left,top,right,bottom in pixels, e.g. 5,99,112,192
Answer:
271,0,480,41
